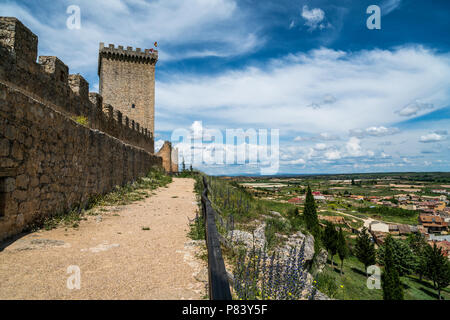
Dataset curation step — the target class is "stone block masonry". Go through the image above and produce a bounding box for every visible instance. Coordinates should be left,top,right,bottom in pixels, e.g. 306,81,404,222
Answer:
0,82,162,241
0,17,167,241
99,43,157,138
0,17,154,154
156,141,179,174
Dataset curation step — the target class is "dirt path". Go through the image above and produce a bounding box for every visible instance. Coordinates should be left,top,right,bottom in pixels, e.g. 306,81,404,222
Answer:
0,178,207,300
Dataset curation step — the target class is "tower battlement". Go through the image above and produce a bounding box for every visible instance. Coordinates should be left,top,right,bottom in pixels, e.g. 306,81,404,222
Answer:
98,43,158,75
98,42,157,138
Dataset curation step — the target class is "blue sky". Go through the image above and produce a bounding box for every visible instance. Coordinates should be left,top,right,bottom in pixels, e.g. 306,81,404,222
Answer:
2,0,450,175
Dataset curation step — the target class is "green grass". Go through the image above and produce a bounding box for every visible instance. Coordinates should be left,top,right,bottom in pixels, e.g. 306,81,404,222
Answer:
320,255,450,300
356,206,419,225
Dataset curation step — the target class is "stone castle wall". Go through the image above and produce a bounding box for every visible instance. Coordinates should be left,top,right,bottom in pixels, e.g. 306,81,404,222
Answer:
0,17,154,154
0,82,162,241
99,43,157,136
0,17,165,241
156,141,178,173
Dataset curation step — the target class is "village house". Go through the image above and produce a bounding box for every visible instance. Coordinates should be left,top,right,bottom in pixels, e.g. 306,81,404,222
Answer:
287,197,302,205
418,214,448,234
318,215,346,225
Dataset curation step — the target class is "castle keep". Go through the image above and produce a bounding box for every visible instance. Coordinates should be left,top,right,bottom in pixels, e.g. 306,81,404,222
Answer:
0,17,177,241
99,43,157,140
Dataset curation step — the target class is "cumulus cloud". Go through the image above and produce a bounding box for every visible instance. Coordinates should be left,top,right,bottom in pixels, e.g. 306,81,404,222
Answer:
0,0,263,73
397,101,434,117
419,133,446,143
350,126,400,138
324,150,341,160
158,46,450,134
314,143,327,151
288,158,306,165
301,5,330,31
345,137,374,157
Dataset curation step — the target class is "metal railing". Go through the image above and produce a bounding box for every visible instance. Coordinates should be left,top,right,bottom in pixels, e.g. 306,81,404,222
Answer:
201,176,232,300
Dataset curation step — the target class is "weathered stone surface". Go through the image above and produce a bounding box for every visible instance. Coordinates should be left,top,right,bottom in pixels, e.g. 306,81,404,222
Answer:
227,230,254,248
15,174,29,189
99,43,157,137
156,141,178,173
269,211,282,218
227,222,266,250
3,177,15,192
276,231,315,262
0,17,168,242
0,138,10,156
312,248,328,274
0,81,163,241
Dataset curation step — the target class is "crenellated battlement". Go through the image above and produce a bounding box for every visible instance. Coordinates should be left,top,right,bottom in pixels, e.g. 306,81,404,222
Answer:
99,42,158,59
98,42,158,76
0,16,154,153
98,41,157,137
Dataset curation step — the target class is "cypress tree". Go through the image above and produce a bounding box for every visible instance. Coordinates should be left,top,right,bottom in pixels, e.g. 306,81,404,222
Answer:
381,235,404,300
337,227,349,276
355,227,376,277
323,222,339,268
303,186,319,233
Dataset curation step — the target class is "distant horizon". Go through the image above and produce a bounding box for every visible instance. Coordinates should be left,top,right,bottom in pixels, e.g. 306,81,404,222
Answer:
210,171,450,178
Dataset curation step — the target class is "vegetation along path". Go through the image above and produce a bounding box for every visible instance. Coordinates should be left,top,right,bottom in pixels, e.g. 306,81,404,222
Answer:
0,178,206,299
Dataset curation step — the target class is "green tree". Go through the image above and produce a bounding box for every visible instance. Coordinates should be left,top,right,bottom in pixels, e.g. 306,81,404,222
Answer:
426,242,450,300
381,235,404,300
337,227,349,276
378,237,417,276
323,222,338,268
407,233,428,281
303,186,319,233
355,227,376,276
351,178,355,186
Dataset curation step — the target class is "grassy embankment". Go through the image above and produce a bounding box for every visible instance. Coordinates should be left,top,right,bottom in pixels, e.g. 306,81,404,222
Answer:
318,254,450,300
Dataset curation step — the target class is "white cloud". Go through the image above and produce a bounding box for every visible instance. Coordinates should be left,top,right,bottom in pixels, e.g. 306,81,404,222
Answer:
325,150,341,160
350,126,400,138
346,137,363,157
301,5,329,31
289,158,306,165
0,0,263,72
397,101,434,117
314,143,327,151
419,133,445,143
157,46,450,134
382,0,402,15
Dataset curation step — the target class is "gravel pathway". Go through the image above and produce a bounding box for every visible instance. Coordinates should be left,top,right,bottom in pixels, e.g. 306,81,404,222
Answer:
0,178,207,300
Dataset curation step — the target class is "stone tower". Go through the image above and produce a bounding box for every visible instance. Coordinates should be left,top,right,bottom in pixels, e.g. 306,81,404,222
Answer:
98,43,158,138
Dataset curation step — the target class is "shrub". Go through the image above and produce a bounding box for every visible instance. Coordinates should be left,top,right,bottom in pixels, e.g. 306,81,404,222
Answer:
73,115,88,126
315,272,338,298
